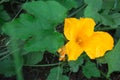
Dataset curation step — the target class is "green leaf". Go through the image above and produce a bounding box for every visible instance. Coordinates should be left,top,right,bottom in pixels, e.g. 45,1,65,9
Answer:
24,32,64,53
102,0,114,10
56,0,78,10
84,0,102,22
96,57,107,64
23,1,67,27
100,14,115,27
2,14,35,40
0,57,15,77
84,7,101,22
69,56,83,72
82,61,100,79
105,39,120,77
115,0,120,11
84,0,120,28
84,0,102,11
2,1,67,53
0,0,9,4
112,13,120,27
23,52,44,65
0,5,10,27
0,5,10,21
114,29,120,40
47,67,69,80
102,0,120,11
98,12,120,28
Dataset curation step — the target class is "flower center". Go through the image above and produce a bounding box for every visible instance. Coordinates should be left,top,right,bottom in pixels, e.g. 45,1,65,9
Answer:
76,37,82,45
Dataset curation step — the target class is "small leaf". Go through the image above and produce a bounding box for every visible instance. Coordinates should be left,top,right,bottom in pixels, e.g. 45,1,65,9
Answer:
82,61,100,79
0,57,15,77
105,39,120,77
23,52,44,65
47,67,69,80
69,56,83,72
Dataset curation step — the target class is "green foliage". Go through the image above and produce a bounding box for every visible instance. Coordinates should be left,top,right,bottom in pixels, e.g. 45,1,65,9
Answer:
0,0,120,80
2,1,67,53
0,57,15,77
84,0,102,11
84,0,120,28
102,0,120,11
0,5,10,27
111,13,120,27
114,29,120,40
96,57,107,64
55,0,78,10
68,56,83,72
9,38,24,80
1,0,67,79
100,14,114,27
0,0,9,4
82,61,100,79
39,0,78,10
105,39,120,77
23,1,67,27
23,52,44,65
84,0,102,21
47,67,69,80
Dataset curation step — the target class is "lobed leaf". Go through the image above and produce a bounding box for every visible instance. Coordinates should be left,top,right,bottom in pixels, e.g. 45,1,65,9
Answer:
23,1,67,27
2,1,67,53
82,61,100,79
68,56,83,72
47,67,69,80
105,39,120,77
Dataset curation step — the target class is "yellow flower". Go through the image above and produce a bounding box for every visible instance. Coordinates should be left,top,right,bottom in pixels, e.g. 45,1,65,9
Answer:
58,18,114,61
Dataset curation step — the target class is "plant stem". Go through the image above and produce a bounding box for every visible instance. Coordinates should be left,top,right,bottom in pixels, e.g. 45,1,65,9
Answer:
10,37,24,80
97,26,120,31
24,62,62,67
68,4,87,17
99,70,111,80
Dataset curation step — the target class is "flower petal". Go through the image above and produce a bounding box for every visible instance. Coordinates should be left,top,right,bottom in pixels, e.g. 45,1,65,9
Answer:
64,18,96,41
83,32,114,59
78,18,96,41
65,41,83,61
64,18,82,41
